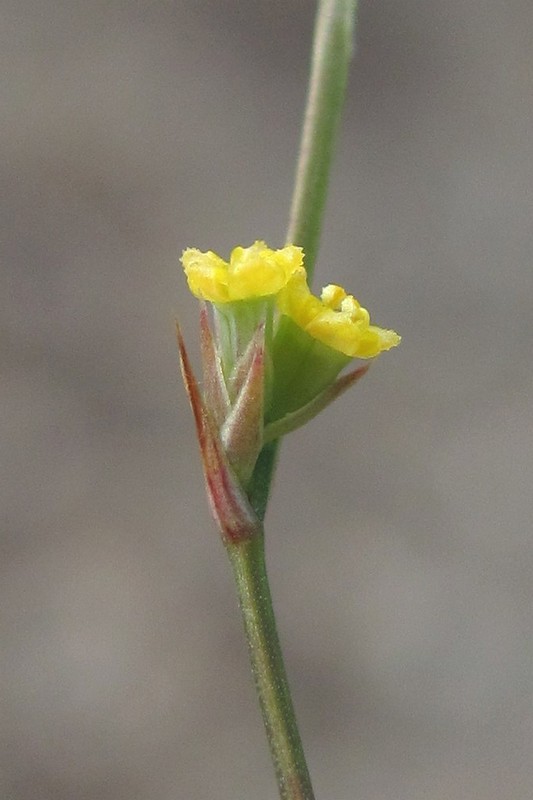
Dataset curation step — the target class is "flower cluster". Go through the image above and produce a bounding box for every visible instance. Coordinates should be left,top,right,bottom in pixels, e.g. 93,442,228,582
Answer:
178,241,399,535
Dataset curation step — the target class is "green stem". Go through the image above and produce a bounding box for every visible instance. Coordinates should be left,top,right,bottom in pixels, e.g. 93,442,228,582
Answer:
286,0,357,282
229,4,357,798
248,0,357,516
228,535,315,800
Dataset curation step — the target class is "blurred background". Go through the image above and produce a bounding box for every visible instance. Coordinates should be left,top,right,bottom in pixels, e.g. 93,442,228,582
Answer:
2,1,533,798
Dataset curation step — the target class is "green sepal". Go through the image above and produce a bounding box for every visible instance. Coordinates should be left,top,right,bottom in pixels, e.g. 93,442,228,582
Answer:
213,298,275,380
268,315,351,422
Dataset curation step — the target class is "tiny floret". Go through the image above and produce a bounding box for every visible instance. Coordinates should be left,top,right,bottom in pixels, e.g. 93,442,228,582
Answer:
181,241,304,303
277,268,400,358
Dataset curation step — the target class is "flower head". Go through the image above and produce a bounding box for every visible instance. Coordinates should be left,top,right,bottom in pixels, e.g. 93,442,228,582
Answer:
179,242,401,451
181,241,304,303
277,268,400,358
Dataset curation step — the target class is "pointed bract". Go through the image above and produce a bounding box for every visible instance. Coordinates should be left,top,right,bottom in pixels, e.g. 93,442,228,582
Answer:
199,303,231,427
177,323,262,544
228,322,265,401
221,328,265,486
263,363,370,443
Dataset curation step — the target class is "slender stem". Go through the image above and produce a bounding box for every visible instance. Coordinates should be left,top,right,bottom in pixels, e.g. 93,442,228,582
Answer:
286,0,357,282
248,0,357,516
227,4,358,797
228,535,315,800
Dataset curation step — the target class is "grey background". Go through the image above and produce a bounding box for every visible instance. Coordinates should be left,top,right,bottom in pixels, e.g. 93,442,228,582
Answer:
2,1,533,798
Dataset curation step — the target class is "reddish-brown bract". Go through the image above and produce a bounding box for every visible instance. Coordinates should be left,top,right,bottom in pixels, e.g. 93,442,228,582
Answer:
177,323,261,545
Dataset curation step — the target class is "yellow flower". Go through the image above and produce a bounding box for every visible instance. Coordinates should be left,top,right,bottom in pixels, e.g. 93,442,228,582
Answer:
277,268,400,358
181,241,304,303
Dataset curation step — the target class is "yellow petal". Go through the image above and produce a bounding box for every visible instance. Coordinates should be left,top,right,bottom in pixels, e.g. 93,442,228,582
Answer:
277,271,400,358
180,241,304,303
181,248,230,303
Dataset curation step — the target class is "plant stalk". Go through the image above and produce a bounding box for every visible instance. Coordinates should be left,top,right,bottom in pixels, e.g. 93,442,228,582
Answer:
229,3,357,798
248,0,357,516
286,0,357,282
228,534,315,800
